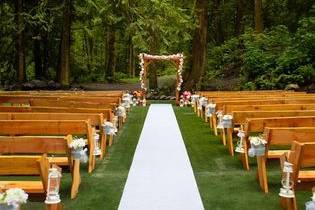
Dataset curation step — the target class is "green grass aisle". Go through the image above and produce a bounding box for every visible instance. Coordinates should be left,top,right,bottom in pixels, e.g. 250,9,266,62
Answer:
174,107,309,210
25,107,148,210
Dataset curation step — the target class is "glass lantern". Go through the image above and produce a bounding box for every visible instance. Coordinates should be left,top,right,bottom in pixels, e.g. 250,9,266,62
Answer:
222,115,233,128
279,161,295,198
142,98,146,107
235,130,245,153
93,133,102,156
45,168,62,204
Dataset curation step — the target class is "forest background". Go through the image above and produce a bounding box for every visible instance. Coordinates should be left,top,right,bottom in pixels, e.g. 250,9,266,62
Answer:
0,0,314,92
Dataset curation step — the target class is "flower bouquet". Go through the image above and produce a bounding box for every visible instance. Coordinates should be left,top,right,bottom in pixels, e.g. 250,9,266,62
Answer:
69,137,87,160
0,188,28,210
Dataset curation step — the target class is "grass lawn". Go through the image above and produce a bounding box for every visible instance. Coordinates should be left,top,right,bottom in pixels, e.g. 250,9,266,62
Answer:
174,106,310,210
11,104,311,209
23,107,148,210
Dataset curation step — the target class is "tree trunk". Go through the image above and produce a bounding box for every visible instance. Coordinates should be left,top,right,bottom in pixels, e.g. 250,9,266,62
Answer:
235,0,244,36
127,38,135,77
105,29,116,82
58,0,71,86
15,0,25,82
42,32,49,79
183,0,208,90
254,0,263,33
213,0,224,43
33,34,42,80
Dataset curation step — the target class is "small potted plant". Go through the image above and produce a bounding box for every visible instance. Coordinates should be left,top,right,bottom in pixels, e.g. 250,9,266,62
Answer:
69,137,87,160
0,188,28,210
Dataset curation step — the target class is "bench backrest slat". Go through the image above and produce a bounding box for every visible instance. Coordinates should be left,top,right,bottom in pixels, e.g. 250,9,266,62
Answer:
245,116,315,133
233,110,315,125
0,155,42,175
0,136,68,154
264,127,315,146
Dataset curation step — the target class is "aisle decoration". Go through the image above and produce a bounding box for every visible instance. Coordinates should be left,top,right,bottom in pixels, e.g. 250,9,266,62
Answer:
45,168,62,204
69,137,88,162
235,130,245,153
305,188,315,210
93,133,102,156
182,91,191,105
248,136,267,157
103,121,117,135
279,161,295,198
216,111,224,129
0,188,28,210
205,103,216,117
139,53,184,92
122,93,133,109
222,115,233,128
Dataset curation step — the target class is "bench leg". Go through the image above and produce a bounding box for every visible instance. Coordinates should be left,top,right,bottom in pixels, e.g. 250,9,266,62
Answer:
220,128,227,146
46,203,62,210
99,132,107,160
227,128,234,156
109,135,113,147
257,156,268,193
71,159,80,199
209,115,213,128
240,137,250,170
213,117,218,136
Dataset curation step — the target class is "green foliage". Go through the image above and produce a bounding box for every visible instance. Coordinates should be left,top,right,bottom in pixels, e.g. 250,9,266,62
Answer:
204,18,315,90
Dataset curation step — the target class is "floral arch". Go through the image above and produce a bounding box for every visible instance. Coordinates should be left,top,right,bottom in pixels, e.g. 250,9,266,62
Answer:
139,53,184,105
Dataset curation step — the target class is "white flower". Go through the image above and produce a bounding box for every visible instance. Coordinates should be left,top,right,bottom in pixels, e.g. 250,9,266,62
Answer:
70,138,87,150
249,136,267,146
4,188,28,206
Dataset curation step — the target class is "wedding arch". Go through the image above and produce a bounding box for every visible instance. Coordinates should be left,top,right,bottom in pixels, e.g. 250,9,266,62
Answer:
139,53,184,105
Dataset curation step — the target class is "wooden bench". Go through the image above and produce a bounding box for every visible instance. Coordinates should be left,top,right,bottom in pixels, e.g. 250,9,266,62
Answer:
223,110,315,156
0,154,58,195
0,95,122,105
0,106,113,121
0,120,96,173
280,141,315,210
0,112,108,158
211,103,315,136
256,127,315,193
282,141,315,190
0,135,80,199
240,116,315,170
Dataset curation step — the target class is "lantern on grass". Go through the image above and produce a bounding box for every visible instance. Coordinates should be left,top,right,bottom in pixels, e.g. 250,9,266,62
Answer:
190,95,199,107
248,136,267,157
45,168,62,204
142,98,146,107
279,161,295,198
93,133,102,156
306,188,315,210
235,130,245,153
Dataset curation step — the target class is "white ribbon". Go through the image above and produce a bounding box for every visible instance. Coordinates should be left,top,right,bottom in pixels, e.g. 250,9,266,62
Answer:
222,115,233,128
206,103,216,117
248,136,267,157
116,106,126,117
103,121,117,135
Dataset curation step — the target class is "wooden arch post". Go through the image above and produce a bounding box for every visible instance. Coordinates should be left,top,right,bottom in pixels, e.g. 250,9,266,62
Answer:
139,53,184,105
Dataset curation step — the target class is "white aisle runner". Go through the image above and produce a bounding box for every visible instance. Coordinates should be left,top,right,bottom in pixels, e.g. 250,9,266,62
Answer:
118,104,204,210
